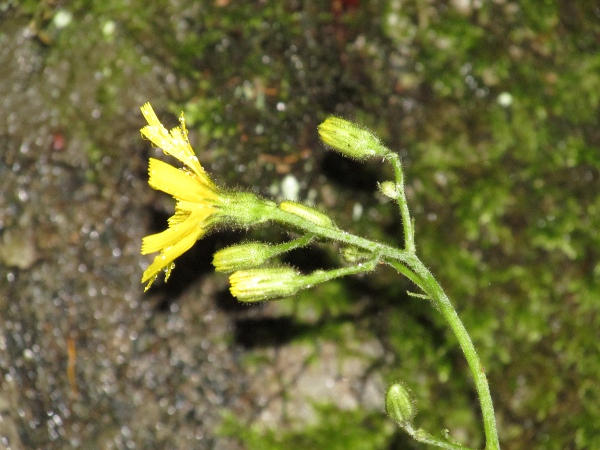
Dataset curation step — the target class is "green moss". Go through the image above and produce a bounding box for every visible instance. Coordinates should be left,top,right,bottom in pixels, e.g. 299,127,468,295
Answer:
219,404,395,450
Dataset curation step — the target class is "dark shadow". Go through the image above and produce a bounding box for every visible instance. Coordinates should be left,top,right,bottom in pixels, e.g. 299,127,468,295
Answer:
320,151,379,192
234,317,313,349
213,282,254,314
229,276,379,349
149,235,217,311
387,431,421,450
280,241,335,273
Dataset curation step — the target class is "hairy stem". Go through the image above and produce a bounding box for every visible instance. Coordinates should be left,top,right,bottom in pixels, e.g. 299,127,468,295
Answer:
404,424,472,450
405,256,500,450
268,201,500,449
387,154,416,254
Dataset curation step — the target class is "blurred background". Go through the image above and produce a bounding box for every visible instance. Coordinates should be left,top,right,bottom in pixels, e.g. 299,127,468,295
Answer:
1,1,599,449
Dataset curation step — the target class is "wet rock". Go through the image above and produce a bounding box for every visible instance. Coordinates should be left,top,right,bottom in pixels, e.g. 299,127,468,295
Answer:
0,227,38,270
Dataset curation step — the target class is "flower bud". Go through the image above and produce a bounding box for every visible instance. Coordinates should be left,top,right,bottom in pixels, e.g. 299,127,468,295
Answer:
378,181,401,200
229,268,305,302
341,246,374,264
318,116,390,160
213,242,275,273
385,382,417,426
279,201,336,228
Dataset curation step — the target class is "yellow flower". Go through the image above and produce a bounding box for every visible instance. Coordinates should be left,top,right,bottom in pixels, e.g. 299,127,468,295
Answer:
140,103,225,291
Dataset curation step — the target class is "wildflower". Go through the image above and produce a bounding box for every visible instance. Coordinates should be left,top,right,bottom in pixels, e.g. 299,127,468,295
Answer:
139,103,226,290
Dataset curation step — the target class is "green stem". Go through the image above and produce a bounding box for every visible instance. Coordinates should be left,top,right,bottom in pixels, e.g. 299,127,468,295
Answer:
384,257,499,449
387,154,415,254
304,258,378,285
406,257,500,450
384,258,428,292
386,153,498,448
267,202,500,450
267,204,411,264
404,424,472,450
274,233,316,254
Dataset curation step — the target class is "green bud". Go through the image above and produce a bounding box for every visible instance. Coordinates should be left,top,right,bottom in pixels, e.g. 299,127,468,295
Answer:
378,181,401,200
341,246,374,264
385,382,417,426
279,201,336,229
229,268,305,302
318,116,390,160
213,242,275,273
414,428,430,440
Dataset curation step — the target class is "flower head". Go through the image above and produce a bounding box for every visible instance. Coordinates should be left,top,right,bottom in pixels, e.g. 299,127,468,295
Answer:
140,103,225,290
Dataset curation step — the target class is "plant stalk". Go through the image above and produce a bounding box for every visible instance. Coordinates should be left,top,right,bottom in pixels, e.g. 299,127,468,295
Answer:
269,203,500,449
402,256,500,450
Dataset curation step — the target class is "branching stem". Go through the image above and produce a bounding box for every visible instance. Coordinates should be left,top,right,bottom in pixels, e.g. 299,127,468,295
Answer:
269,203,500,450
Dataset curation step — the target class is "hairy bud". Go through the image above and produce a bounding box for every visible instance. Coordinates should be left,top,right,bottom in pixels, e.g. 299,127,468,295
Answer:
279,201,336,229
318,116,390,160
385,382,417,426
378,181,401,200
213,242,276,273
229,268,305,302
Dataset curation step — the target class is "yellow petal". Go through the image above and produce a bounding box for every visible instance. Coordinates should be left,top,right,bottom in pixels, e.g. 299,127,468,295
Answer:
140,103,212,184
148,158,219,203
141,228,201,284
141,210,210,255
140,102,163,128
175,199,221,213
168,208,191,226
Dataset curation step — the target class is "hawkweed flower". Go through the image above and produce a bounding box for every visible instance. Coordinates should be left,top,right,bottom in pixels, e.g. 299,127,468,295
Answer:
140,103,226,291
